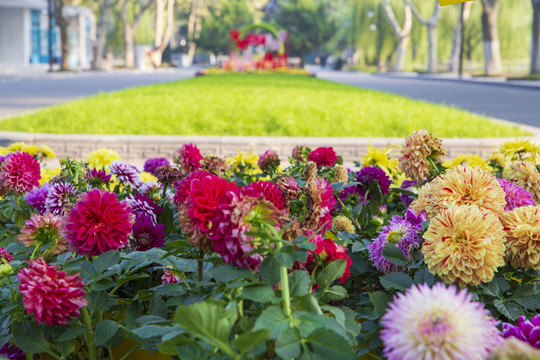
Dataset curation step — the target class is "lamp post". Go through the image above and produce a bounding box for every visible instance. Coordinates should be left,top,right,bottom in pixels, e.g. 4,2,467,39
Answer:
48,0,54,72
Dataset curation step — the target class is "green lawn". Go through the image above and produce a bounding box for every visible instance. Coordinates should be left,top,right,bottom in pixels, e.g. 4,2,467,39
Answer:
0,74,529,137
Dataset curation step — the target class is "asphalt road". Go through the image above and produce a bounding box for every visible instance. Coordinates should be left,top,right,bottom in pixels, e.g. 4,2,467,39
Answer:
0,69,194,119
317,71,540,131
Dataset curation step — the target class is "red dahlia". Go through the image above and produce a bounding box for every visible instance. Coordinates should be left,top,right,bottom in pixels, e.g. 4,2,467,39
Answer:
61,189,135,257
18,258,87,326
308,147,338,167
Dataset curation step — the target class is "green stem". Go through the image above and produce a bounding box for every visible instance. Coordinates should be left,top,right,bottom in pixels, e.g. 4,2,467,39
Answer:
198,250,204,284
25,353,32,360
359,190,370,229
276,242,292,318
427,157,441,177
81,307,97,360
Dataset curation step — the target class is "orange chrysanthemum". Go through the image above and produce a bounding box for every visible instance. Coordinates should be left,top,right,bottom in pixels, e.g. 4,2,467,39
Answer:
426,165,506,218
503,161,540,204
422,205,506,287
501,206,540,270
399,129,446,183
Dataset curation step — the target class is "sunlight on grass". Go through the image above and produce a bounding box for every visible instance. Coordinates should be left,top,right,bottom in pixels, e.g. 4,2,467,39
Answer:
0,74,530,137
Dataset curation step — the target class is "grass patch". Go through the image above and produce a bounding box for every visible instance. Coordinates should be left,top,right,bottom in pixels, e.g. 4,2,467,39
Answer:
0,74,529,137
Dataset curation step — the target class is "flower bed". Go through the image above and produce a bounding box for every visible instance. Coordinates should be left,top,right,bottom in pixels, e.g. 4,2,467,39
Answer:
0,134,540,359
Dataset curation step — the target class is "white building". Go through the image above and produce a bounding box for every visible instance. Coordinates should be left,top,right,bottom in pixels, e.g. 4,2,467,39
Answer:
0,0,95,69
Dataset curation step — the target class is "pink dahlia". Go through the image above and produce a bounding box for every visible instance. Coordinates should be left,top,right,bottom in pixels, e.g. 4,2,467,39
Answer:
177,143,203,174
210,192,281,270
244,181,287,212
109,161,141,188
61,189,135,257
18,258,87,326
173,170,208,205
17,213,68,257
497,178,535,211
308,147,338,167
0,151,40,194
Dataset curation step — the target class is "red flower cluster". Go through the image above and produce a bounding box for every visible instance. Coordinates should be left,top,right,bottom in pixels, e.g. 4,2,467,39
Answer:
18,258,87,326
306,232,352,283
61,189,135,257
244,181,287,212
0,152,41,194
308,147,338,167
177,143,203,174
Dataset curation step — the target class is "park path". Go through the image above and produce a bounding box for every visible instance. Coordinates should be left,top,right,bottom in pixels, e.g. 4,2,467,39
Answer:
317,70,540,132
0,69,194,120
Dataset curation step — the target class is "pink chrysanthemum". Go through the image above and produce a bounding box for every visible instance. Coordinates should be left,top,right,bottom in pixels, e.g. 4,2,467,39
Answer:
61,189,135,257
17,213,68,257
0,151,40,194
109,161,141,188
210,191,281,270
302,177,336,231
497,178,535,211
177,143,203,174
173,170,208,206
132,216,165,251
381,283,502,360
244,181,287,212
18,258,87,326
308,147,338,167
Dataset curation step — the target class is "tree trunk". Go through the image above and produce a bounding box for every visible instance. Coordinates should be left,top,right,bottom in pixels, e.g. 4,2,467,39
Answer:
383,0,412,72
185,0,204,66
531,0,540,74
481,0,502,76
448,1,472,73
54,0,70,70
92,0,116,70
120,0,152,68
153,0,175,67
408,0,440,73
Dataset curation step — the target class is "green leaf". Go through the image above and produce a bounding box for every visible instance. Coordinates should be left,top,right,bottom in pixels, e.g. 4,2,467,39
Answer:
132,325,177,339
289,270,310,297
414,267,435,286
508,284,540,310
157,283,186,297
295,294,323,315
160,206,175,233
305,328,356,360
94,320,118,347
253,306,290,339
381,244,408,267
316,259,346,290
231,329,272,355
240,284,278,303
93,250,120,274
174,300,237,357
149,293,168,318
494,300,521,321
260,256,281,285
369,292,393,317
57,325,87,341
91,278,116,291
87,291,116,315
125,302,144,330
209,264,254,283
321,285,348,302
276,327,301,360
12,322,55,356
380,272,413,291
274,245,295,268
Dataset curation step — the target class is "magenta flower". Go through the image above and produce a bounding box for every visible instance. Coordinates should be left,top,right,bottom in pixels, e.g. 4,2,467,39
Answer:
161,269,180,284
61,189,135,257
0,151,41,194
173,170,208,206
18,258,87,326
132,216,165,251
144,157,170,175
88,167,112,186
497,178,535,211
357,166,391,197
244,181,287,212
308,147,338,167
177,143,203,174
0,248,13,263
503,315,540,349
24,183,51,214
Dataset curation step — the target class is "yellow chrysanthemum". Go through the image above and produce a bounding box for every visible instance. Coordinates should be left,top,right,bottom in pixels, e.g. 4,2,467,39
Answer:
361,144,400,175
332,215,355,233
20,144,40,156
39,168,61,186
427,165,506,218
399,129,446,183
140,171,157,183
422,205,506,287
39,145,56,158
503,161,540,203
409,182,432,217
86,148,121,170
487,152,506,168
499,139,540,163
7,142,25,152
0,146,8,155
501,205,540,270
226,150,259,168
442,155,492,172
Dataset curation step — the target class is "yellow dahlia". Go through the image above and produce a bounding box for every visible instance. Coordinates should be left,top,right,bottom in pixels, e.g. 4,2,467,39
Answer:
361,144,400,176
39,145,56,158
501,206,540,270
39,168,61,186
21,144,40,156
499,139,540,163
399,129,446,183
409,182,432,217
140,171,158,183
7,142,25,152
427,165,506,218
86,148,121,170
442,155,492,172
422,205,506,287
503,161,540,203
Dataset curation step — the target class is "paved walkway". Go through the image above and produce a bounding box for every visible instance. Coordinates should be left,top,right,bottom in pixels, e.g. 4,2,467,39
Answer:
0,69,194,119
317,70,540,133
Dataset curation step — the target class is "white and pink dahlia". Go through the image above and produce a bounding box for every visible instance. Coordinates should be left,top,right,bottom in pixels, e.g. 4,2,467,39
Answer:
381,283,502,360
